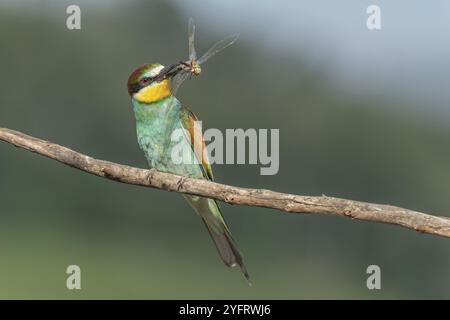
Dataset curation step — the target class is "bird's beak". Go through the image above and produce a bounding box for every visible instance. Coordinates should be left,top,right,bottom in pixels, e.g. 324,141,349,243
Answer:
155,63,184,82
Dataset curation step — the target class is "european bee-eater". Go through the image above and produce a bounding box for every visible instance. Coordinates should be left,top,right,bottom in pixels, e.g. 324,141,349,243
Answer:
127,63,250,283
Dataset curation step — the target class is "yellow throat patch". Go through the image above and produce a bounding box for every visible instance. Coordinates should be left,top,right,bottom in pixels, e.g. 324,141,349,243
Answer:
134,80,171,103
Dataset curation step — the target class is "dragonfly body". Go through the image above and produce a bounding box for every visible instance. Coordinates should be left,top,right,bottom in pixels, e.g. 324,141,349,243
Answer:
181,60,202,76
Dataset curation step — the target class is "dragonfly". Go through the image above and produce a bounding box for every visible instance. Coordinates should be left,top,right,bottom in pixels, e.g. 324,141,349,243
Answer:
157,18,239,94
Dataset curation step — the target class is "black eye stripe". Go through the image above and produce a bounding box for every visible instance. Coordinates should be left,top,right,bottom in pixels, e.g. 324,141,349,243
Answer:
131,72,165,94
140,76,152,84
130,76,155,94
130,82,142,94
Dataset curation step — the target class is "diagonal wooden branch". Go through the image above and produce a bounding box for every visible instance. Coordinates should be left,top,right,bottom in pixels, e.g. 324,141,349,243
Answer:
1,127,450,238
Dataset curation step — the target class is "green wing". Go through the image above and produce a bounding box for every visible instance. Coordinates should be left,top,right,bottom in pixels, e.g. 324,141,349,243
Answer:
178,106,250,283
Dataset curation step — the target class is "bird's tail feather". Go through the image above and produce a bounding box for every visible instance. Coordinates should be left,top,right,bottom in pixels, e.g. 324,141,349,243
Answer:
184,195,251,285
201,217,251,284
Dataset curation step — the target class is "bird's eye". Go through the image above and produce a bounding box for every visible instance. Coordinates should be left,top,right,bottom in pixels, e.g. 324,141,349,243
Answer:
140,77,151,85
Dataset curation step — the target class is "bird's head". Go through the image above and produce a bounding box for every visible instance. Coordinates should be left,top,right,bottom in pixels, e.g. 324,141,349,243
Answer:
127,63,172,104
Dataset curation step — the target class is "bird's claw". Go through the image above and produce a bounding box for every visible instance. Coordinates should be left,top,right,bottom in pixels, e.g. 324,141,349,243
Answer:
176,176,188,191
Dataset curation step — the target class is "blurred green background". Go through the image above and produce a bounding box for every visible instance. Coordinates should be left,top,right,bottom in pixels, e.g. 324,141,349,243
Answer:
1,0,450,299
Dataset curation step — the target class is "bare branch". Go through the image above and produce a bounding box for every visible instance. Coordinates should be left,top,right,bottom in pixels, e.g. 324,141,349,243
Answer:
1,127,450,238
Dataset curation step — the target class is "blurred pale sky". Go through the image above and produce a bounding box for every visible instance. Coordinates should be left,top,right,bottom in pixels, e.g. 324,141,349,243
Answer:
175,0,450,109
2,0,450,109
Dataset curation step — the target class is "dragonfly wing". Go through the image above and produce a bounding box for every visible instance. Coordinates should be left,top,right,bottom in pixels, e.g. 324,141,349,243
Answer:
170,70,190,96
197,33,239,65
188,18,197,61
